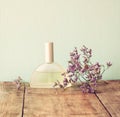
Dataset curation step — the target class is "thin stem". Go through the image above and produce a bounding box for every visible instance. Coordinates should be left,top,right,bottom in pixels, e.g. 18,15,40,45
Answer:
101,65,109,75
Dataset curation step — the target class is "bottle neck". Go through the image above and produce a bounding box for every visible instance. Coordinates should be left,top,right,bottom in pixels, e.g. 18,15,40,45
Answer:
45,42,54,63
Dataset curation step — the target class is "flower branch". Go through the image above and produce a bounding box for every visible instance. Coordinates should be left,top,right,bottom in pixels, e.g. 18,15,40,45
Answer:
53,45,112,93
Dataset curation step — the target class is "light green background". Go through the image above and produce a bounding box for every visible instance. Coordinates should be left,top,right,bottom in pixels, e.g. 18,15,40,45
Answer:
0,0,120,82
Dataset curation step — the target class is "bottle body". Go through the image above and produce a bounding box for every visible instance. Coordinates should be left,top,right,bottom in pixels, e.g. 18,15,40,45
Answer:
30,63,65,88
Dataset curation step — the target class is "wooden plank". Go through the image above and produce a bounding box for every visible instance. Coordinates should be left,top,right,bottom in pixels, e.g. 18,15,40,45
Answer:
24,86,110,117
0,82,24,117
96,80,120,117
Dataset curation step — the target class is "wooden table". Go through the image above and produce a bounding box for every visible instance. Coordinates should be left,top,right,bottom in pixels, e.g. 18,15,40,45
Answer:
0,80,120,117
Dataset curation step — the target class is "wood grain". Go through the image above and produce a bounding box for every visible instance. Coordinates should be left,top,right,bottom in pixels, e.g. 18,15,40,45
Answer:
96,80,120,117
24,87,109,117
0,80,119,117
0,82,24,117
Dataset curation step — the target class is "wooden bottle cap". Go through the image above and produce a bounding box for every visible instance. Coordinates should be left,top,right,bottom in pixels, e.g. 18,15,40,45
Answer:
45,42,54,63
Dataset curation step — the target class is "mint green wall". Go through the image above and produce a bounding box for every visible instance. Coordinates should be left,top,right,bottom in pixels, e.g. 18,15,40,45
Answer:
0,0,120,81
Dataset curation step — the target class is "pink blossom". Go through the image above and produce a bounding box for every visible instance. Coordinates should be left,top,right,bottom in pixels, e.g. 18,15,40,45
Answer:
107,62,112,67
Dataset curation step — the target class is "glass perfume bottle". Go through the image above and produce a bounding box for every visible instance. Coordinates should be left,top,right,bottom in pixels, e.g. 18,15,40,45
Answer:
30,42,65,88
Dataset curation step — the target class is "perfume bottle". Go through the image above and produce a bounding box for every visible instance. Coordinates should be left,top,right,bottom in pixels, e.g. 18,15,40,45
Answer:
30,42,65,88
